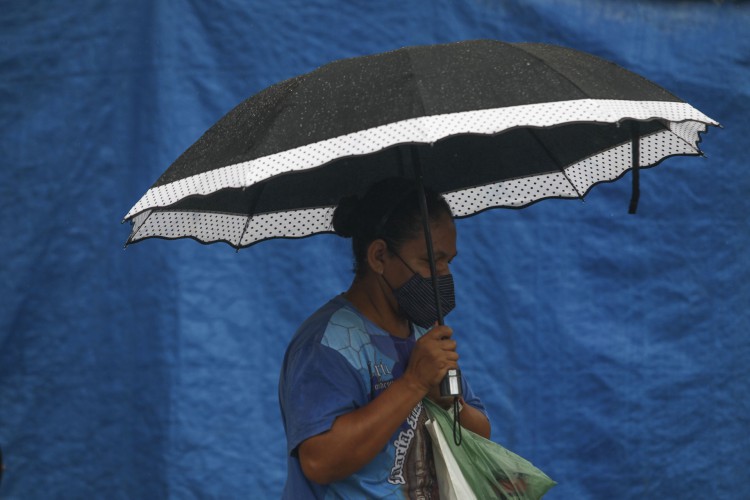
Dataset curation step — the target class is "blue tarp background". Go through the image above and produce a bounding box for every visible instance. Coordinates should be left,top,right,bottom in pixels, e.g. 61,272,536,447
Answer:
1,1,748,498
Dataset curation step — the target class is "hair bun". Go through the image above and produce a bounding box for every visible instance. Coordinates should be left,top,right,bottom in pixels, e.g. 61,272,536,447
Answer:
332,194,361,238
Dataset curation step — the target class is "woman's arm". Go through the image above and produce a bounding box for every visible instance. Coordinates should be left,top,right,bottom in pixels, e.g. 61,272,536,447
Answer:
456,399,491,439
298,325,458,484
298,374,425,484
427,388,491,439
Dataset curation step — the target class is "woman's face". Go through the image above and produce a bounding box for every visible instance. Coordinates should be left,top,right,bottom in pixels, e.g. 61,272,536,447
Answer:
383,213,457,288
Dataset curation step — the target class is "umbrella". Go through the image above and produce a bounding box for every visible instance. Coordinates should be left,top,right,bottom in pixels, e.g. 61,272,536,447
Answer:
124,40,718,251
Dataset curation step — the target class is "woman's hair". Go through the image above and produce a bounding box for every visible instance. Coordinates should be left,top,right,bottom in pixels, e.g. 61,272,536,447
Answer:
332,177,453,277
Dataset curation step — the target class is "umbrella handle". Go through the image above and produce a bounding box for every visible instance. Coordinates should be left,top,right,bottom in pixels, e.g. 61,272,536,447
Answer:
628,121,641,214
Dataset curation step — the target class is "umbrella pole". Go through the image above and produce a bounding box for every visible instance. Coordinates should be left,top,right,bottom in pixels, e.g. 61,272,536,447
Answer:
408,147,464,444
409,148,445,327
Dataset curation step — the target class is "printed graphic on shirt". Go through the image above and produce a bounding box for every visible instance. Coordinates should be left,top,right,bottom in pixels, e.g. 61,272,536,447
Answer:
388,402,439,497
321,313,379,373
370,356,394,394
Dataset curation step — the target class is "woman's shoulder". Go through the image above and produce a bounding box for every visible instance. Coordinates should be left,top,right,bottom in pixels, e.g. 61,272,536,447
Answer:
285,296,375,373
291,295,368,346
321,306,370,349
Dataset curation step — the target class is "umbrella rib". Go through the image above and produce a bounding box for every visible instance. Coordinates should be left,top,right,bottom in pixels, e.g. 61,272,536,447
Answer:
512,44,592,99
405,47,428,117
124,210,154,248
525,129,585,201
236,183,266,250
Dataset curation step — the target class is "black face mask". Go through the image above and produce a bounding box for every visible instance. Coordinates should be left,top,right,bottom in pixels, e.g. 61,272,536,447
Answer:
384,252,456,328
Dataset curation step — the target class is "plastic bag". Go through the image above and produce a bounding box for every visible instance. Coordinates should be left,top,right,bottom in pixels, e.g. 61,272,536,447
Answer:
423,398,556,499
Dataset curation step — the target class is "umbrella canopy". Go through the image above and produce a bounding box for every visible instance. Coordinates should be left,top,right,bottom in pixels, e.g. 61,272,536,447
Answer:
123,39,718,248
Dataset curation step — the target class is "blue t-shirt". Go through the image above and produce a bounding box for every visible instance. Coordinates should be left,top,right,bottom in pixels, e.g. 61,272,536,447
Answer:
279,295,487,499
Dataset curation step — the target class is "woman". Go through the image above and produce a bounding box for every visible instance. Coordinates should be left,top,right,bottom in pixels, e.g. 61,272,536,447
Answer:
279,177,491,498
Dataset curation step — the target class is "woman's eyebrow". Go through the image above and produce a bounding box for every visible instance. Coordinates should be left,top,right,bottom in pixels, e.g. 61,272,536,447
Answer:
432,250,458,260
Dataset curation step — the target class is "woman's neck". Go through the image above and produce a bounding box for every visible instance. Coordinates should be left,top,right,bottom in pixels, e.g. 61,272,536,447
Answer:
344,276,410,338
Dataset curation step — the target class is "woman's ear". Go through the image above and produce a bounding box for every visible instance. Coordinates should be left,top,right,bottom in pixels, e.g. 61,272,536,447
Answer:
366,239,388,275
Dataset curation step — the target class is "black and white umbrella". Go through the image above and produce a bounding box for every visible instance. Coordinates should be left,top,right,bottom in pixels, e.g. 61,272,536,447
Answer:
123,40,718,250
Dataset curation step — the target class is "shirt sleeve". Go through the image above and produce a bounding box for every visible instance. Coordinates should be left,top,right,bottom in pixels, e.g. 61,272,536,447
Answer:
460,372,490,422
281,341,369,456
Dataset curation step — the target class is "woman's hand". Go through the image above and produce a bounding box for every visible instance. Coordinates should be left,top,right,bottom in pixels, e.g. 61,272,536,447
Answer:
402,324,459,394
415,325,492,439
